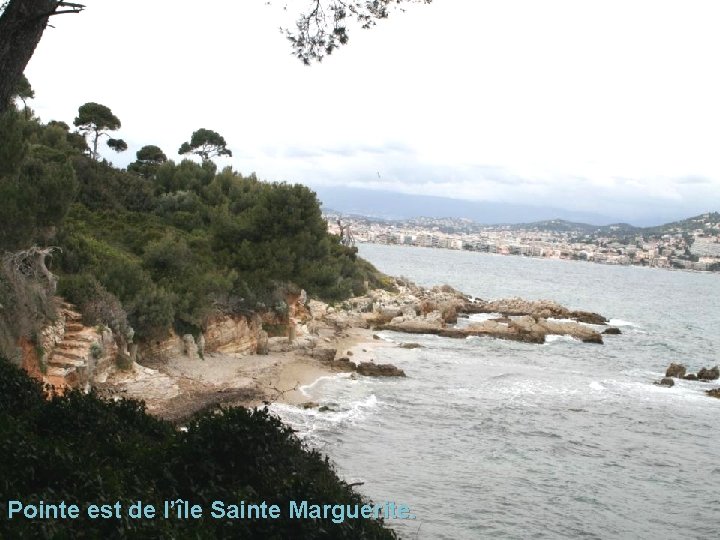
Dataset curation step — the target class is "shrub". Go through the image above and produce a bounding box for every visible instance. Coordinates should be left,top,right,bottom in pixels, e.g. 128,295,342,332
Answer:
0,357,397,538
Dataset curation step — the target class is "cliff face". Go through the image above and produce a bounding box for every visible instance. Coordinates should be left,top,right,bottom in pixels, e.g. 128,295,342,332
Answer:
204,312,263,355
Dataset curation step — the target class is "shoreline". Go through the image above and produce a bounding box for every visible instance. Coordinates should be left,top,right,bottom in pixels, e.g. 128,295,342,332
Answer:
96,325,392,423
94,280,619,422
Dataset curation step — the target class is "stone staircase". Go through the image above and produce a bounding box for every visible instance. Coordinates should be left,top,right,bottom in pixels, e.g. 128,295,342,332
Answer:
43,302,99,390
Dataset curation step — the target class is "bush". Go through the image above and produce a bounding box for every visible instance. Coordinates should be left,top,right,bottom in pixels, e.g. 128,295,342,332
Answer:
0,358,397,539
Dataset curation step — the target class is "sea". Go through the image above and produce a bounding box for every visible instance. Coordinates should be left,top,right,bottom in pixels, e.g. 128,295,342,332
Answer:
271,244,720,539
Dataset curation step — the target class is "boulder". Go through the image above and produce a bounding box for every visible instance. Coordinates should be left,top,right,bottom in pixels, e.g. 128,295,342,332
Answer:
665,363,686,378
399,342,422,349
256,330,269,355
602,327,622,335
356,362,406,377
655,377,675,388
183,334,197,359
309,348,337,362
684,373,698,381
706,388,720,399
301,402,319,409
697,366,719,381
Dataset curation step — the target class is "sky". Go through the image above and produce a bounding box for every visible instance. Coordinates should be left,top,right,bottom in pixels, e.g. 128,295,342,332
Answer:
23,0,720,225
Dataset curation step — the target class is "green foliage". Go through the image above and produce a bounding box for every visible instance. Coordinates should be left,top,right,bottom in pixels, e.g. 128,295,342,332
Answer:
179,128,232,162
0,357,397,538
13,74,34,101
73,102,122,159
4,110,390,343
106,137,127,153
0,110,78,250
128,144,167,178
90,341,103,359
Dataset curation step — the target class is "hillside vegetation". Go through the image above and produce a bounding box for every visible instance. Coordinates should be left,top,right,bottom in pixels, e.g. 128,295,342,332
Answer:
0,103,389,351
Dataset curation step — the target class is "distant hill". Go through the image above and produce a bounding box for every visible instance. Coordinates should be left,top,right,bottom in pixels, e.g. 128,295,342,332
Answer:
643,212,720,235
507,219,639,235
313,186,620,226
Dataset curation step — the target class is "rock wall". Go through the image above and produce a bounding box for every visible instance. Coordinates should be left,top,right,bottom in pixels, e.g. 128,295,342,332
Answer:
204,312,263,354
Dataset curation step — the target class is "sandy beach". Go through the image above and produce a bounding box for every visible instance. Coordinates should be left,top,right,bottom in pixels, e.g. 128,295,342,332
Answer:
96,325,394,422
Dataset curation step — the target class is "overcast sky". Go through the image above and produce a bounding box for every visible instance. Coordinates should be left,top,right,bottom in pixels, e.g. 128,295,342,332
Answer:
25,0,720,224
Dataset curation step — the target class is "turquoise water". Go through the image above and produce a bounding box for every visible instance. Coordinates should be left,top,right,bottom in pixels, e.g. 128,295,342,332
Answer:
272,245,720,539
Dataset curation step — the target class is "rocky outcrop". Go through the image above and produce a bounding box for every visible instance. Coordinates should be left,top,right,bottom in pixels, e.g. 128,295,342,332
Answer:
706,388,720,399
655,377,675,387
202,313,263,355
697,366,719,381
665,363,687,378
603,327,622,335
460,297,607,325
379,313,603,345
356,362,406,377
684,373,698,381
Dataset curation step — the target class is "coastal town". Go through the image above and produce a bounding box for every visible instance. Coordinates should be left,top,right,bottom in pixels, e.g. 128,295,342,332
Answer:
326,212,720,272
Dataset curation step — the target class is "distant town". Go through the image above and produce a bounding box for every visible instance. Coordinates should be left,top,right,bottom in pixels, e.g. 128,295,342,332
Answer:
325,211,720,272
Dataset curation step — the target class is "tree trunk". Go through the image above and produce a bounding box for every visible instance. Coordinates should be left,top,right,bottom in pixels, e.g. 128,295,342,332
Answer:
0,0,56,115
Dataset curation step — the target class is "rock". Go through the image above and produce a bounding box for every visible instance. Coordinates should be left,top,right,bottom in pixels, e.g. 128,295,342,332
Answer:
655,377,675,387
697,366,720,381
346,351,353,356
399,342,422,349
326,357,356,371
301,402,319,409
309,348,337,362
182,334,197,359
665,363,686,378
356,362,406,377
318,405,332,412
256,330,269,355
684,373,698,381
196,333,206,357
603,327,622,335
706,388,720,399
373,334,381,340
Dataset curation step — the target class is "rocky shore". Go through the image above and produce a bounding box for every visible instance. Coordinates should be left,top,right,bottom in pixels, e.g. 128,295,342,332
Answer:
29,279,621,420
658,362,720,398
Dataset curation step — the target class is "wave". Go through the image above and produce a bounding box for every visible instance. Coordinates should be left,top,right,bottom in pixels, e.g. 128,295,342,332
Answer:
609,318,638,327
299,373,354,397
269,394,380,438
545,334,579,343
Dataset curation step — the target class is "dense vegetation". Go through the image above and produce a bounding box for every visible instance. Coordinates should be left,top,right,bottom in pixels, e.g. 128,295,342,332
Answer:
0,357,397,538
0,100,389,346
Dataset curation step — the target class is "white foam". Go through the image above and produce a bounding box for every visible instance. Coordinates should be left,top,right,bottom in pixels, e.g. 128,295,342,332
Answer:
545,334,578,343
468,312,503,322
609,318,637,327
299,373,353,397
589,381,604,391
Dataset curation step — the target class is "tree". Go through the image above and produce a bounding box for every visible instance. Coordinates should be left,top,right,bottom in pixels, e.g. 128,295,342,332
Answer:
285,0,433,64
106,138,127,153
136,144,167,164
0,1,84,114
178,129,232,162
0,1,430,115
73,102,121,160
128,144,167,178
13,74,34,118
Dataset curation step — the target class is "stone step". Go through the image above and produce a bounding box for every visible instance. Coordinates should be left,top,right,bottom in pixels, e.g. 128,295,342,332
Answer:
56,340,92,350
63,313,83,323
46,366,76,378
48,356,86,369
63,333,93,343
52,349,87,361
65,323,85,332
